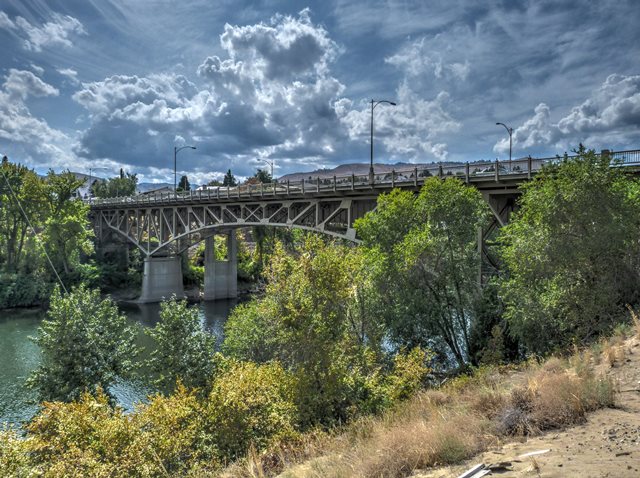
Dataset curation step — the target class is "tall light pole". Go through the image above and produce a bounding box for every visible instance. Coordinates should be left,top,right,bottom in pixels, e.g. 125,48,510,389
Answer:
261,159,275,180
496,122,513,171
370,99,396,185
174,145,196,195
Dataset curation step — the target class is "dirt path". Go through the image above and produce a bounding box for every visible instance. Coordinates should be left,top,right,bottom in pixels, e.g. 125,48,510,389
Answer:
416,337,640,478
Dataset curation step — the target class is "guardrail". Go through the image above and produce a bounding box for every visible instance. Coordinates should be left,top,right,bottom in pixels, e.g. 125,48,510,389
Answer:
88,149,640,207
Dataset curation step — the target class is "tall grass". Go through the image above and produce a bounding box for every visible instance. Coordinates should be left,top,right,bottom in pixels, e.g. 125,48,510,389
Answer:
226,345,617,478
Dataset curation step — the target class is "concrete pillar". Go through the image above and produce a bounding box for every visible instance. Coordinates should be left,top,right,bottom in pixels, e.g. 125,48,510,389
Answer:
204,231,238,301
137,256,185,303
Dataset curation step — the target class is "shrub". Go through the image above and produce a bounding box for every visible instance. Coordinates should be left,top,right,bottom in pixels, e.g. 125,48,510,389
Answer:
27,285,140,402
205,361,298,461
147,297,217,393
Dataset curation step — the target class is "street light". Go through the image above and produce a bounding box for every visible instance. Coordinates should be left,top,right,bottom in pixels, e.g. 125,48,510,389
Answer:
261,159,275,180
370,99,396,185
496,122,513,171
174,145,196,195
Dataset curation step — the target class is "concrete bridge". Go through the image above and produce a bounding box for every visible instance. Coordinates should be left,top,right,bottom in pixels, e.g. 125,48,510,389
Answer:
90,149,640,302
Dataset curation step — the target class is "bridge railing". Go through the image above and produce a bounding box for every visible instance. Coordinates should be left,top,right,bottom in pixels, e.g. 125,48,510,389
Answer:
88,149,640,207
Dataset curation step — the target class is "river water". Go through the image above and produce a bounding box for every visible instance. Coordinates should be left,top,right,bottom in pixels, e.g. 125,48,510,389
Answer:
0,299,237,426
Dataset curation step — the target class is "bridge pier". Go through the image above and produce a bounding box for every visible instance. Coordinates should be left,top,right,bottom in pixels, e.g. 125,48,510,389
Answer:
137,256,185,303
204,231,237,301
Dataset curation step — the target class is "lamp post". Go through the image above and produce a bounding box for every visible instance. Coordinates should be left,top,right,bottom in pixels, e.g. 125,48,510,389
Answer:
496,122,513,171
174,145,196,195
370,99,396,185
261,159,275,180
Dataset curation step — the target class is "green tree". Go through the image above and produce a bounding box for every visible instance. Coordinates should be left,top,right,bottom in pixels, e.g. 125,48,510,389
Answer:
177,175,190,192
147,297,217,392
0,157,47,273
254,168,272,183
27,286,139,402
224,236,388,425
355,178,488,367
499,147,640,352
222,169,237,187
92,170,138,198
42,171,94,277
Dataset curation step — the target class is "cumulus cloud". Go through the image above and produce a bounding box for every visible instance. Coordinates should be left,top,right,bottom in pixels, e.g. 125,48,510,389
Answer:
0,12,86,52
0,69,72,166
3,68,59,100
494,74,640,154
557,74,640,134
73,10,351,177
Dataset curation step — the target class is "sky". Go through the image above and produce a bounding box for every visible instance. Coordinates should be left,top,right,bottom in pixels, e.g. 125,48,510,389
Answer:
0,0,639,185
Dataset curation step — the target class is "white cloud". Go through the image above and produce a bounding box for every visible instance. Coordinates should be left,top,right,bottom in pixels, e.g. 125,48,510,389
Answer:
494,74,640,154
57,67,79,85
557,74,640,134
0,11,15,30
386,36,471,82
3,69,59,100
2,12,86,52
0,70,72,167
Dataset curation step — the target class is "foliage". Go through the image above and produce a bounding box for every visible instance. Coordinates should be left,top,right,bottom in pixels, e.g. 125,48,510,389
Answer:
224,236,405,426
205,360,298,460
499,147,640,353
0,157,47,274
355,177,489,366
42,170,95,278
92,169,138,198
0,272,50,308
147,297,217,393
223,169,237,187
27,285,140,402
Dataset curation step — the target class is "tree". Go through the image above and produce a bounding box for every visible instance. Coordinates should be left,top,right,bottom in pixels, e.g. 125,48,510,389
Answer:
224,236,389,425
92,171,137,198
27,286,139,402
42,171,94,277
147,298,217,392
222,169,237,187
355,178,488,367
499,147,640,352
0,157,47,273
177,175,190,192
254,168,272,184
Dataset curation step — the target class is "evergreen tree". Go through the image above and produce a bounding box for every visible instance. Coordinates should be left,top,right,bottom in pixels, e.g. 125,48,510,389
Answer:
177,175,190,192
222,169,237,187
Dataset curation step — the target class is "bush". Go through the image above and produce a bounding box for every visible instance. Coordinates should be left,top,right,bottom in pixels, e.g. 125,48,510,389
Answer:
147,297,217,393
0,273,50,308
205,361,298,461
27,285,140,402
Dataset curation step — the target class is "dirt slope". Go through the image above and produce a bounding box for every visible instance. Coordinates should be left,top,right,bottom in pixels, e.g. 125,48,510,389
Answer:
416,337,640,478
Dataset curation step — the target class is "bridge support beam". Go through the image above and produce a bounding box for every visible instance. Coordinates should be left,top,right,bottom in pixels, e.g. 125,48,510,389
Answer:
137,256,185,303
204,231,237,301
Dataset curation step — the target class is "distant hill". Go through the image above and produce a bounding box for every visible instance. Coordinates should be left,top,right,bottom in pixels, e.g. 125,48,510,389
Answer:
137,182,173,193
277,161,459,181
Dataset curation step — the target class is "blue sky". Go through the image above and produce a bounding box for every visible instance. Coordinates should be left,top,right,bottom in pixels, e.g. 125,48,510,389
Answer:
1,0,639,184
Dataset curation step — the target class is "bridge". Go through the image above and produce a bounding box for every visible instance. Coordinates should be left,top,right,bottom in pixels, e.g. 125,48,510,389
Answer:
90,149,640,302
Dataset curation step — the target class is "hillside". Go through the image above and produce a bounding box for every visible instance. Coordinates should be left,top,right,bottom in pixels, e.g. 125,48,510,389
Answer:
277,161,459,181
226,329,639,478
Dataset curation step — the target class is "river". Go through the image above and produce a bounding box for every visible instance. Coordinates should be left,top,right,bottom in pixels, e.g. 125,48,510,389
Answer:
0,299,238,426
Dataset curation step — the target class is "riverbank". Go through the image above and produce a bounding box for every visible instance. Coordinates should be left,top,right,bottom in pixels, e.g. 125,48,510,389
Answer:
222,332,633,478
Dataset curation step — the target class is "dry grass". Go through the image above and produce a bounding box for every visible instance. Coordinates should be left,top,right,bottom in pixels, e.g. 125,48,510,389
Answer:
626,304,640,337
222,344,618,478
